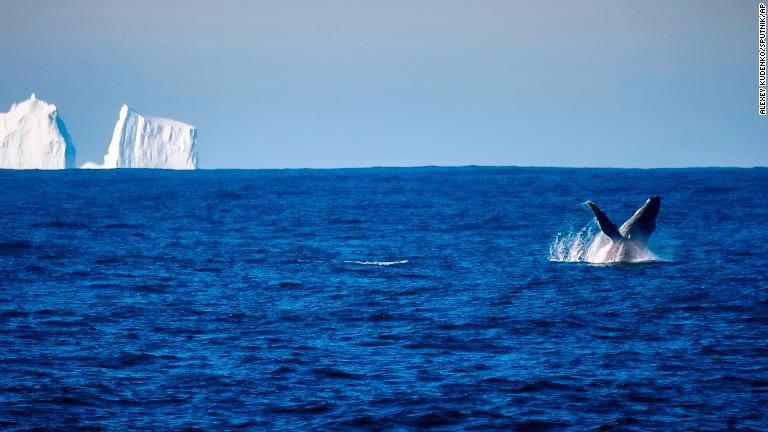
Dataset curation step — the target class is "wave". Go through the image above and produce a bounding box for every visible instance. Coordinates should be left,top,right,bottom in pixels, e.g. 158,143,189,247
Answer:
549,224,660,264
345,260,409,266
0,241,33,252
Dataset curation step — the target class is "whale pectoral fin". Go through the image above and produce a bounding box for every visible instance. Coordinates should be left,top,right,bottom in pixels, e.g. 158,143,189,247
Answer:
620,196,660,245
586,201,623,241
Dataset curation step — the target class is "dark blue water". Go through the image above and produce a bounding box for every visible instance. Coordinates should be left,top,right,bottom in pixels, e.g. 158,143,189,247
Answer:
1,167,767,431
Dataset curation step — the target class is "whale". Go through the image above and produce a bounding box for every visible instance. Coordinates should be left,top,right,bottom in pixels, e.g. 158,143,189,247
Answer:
584,196,661,262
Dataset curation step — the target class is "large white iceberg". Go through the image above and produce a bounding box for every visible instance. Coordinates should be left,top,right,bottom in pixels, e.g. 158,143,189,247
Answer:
84,105,198,169
0,94,76,169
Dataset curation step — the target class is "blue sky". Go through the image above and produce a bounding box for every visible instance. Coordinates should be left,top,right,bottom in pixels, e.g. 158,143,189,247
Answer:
0,0,764,168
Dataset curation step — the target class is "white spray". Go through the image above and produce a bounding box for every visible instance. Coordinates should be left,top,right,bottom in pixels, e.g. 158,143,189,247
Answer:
549,224,659,264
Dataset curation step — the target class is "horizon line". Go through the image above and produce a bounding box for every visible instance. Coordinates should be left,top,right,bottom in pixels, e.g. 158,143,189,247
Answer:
41,164,768,171
193,164,767,170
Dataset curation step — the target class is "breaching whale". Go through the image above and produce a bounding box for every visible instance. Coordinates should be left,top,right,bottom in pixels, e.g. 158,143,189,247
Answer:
584,196,661,262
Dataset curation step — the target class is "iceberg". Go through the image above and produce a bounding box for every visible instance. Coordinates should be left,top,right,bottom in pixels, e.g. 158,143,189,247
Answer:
84,105,198,169
0,94,76,169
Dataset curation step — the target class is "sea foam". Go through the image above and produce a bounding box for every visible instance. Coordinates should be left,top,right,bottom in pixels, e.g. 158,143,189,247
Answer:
345,260,409,266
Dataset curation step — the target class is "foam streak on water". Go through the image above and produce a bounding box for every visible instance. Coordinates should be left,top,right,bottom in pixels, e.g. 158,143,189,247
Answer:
345,259,409,266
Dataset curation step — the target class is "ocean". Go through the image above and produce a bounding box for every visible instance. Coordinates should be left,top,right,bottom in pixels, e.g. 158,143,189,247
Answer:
1,167,767,430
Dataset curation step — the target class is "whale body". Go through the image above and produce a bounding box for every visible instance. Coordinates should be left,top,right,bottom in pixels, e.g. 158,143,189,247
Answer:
584,196,661,263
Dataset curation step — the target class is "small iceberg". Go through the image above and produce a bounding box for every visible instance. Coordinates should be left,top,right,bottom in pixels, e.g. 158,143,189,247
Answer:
0,94,76,169
84,105,198,169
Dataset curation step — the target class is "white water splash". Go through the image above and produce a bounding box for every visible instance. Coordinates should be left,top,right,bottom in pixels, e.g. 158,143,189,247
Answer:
345,260,409,266
549,224,595,262
549,224,659,264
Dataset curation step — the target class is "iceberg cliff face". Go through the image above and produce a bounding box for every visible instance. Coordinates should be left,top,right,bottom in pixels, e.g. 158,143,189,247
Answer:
85,105,198,169
0,94,76,169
